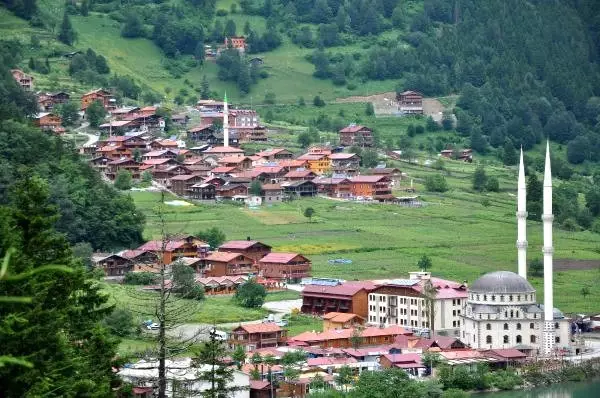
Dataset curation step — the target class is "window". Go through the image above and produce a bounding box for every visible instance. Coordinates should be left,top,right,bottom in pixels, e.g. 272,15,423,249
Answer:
453,321,456,327
504,323,509,330
530,323,535,329
517,323,522,330
555,322,559,329
486,323,491,330
505,311,508,318
500,295,504,302
491,295,496,301
483,295,487,301
476,295,480,301
486,335,492,344
531,335,537,343
517,295,521,302
516,311,519,318
516,335,522,343
555,337,560,343
503,335,509,344
509,295,513,302
457,320,460,327
510,310,514,318
453,310,456,316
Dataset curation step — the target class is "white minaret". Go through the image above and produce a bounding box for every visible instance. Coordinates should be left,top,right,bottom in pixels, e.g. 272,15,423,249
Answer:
516,148,528,279
542,141,555,356
223,92,229,147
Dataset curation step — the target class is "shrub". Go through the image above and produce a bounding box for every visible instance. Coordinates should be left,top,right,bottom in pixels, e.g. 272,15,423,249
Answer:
235,279,267,308
216,9,228,16
425,174,448,192
103,309,134,337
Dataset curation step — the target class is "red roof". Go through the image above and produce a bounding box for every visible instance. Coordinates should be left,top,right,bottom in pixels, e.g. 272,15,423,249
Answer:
414,336,461,350
219,240,270,250
211,166,238,173
284,170,315,178
339,125,371,133
205,252,249,262
256,148,290,157
302,281,375,298
290,325,409,344
137,240,186,252
322,312,361,323
350,175,388,183
188,123,213,133
260,252,305,264
262,183,282,191
170,174,200,181
249,380,271,390
235,323,282,333
218,156,250,164
306,357,357,367
485,349,527,359
143,158,174,165
297,153,326,161
329,153,359,160
381,353,423,366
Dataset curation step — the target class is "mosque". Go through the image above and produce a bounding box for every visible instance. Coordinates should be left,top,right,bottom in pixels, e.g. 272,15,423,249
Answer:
461,143,571,356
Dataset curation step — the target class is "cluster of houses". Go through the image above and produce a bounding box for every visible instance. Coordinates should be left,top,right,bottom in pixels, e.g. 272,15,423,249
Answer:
94,236,312,286
120,273,531,397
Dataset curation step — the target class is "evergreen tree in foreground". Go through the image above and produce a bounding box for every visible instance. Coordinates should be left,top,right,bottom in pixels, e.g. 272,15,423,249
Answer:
58,11,77,45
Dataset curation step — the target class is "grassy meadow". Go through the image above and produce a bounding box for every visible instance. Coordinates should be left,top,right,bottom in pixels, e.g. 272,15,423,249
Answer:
128,156,600,314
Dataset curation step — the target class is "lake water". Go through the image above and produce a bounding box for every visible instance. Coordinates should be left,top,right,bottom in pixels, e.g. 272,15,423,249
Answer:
478,380,600,397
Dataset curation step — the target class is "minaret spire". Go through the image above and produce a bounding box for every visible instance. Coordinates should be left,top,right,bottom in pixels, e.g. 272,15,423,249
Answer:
223,92,229,147
542,140,555,356
516,147,528,279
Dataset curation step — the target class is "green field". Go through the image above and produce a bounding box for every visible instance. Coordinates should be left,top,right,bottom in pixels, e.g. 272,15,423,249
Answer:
128,156,600,314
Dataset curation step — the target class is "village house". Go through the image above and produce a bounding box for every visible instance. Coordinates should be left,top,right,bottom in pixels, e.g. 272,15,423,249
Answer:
96,254,133,277
367,272,468,334
235,126,268,143
255,148,294,162
262,183,284,203
397,90,424,114
379,353,425,376
37,91,70,111
216,183,249,200
259,253,311,282
170,174,205,197
366,167,402,186
301,281,375,317
140,158,180,171
136,235,210,265
281,180,318,197
11,69,34,90
89,156,111,173
105,158,141,180
440,148,473,162
230,109,259,128
204,252,257,277
33,112,63,133
329,153,361,176
100,134,148,151
171,113,190,127
283,169,318,181
190,182,217,200
275,159,309,172
195,275,249,295
296,153,331,175
323,312,365,331
338,125,373,147
96,145,131,160
81,88,115,110
149,139,179,151
229,323,287,352
210,166,239,177
224,36,247,52
151,164,192,186
99,120,135,134
218,240,272,261
196,99,225,112
218,155,253,170
203,146,245,161
187,123,218,143
313,177,352,199
111,107,140,120
142,149,178,161
349,175,393,200
288,325,409,349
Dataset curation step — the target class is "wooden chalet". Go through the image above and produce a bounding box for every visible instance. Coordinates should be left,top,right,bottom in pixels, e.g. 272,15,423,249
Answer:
440,148,473,162
288,325,409,349
224,36,247,51
218,240,272,261
149,139,179,151
96,254,133,277
105,158,141,180
89,156,111,173
170,174,205,197
37,92,70,111
187,123,218,143
152,165,192,186
262,183,284,203
255,148,294,161
323,312,365,331
11,69,34,90
379,353,425,376
301,282,375,317
33,112,63,133
171,113,190,126
283,169,318,181
281,180,318,197
397,90,423,114
202,146,245,160
296,153,331,175
229,323,287,352
259,252,311,282
204,252,257,277
195,99,225,112
142,149,178,161
215,183,248,200
349,175,393,200
136,235,210,265
366,167,402,185
313,177,352,198
235,126,267,143
217,155,253,170
81,88,115,110
329,153,361,176
338,125,373,147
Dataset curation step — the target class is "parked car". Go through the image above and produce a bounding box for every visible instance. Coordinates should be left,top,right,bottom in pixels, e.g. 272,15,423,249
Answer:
142,320,160,330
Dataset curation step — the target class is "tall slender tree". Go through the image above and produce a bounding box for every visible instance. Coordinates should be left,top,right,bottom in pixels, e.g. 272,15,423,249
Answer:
58,11,77,45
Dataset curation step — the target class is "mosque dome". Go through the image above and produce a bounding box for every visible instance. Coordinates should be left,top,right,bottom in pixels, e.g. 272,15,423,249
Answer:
470,271,535,294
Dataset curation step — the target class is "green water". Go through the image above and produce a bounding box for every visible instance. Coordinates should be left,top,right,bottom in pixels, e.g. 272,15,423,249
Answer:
478,380,600,397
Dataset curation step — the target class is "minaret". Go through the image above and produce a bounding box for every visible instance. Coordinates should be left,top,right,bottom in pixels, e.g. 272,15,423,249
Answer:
542,141,555,356
223,92,229,147
516,148,528,279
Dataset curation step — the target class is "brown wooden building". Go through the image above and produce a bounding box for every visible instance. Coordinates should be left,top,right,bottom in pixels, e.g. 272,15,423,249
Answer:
288,325,409,349
301,282,374,318
349,175,393,200
170,174,204,197
218,240,272,261
204,252,257,277
33,112,63,132
259,252,311,282
338,125,373,147
96,254,133,277
105,158,141,180
11,69,34,90
136,235,210,265
81,88,115,110
322,312,365,331
397,90,423,114
229,323,287,352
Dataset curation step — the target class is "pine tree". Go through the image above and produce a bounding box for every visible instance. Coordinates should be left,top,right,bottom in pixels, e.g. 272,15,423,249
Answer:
200,75,210,99
58,11,77,45
80,0,89,16
195,330,243,398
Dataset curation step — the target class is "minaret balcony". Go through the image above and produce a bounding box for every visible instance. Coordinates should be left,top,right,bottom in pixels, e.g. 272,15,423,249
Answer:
516,241,528,249
541,214,554,222
516,211,528,218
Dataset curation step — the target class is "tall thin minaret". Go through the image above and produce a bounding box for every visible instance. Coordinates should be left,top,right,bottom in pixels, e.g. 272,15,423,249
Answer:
542,141,555,356
223,92,229,147
516,148,528,279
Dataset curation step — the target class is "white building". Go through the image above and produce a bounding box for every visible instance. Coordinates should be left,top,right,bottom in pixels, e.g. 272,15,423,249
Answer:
367,271,468,335
118,358,250,398
461,145,572,355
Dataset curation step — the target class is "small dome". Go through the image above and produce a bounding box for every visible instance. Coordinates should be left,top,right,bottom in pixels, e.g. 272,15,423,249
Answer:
470,271,535,294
